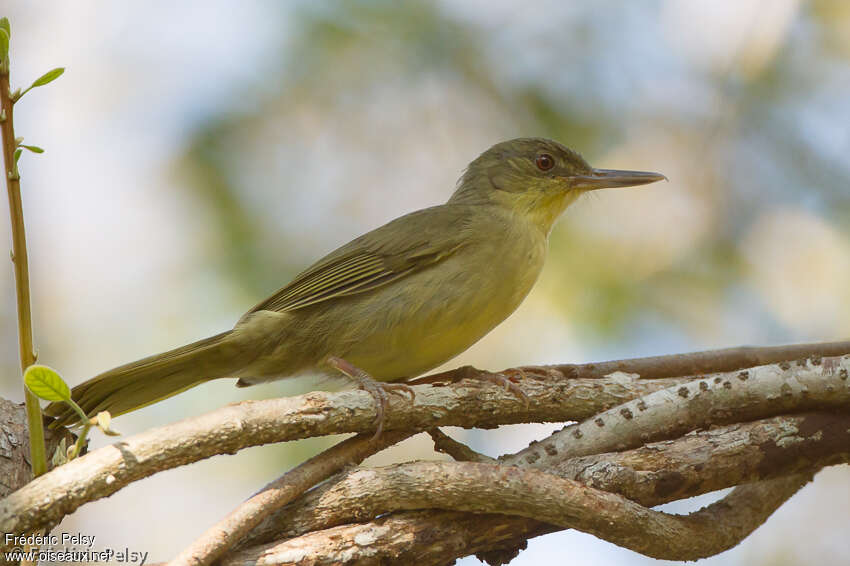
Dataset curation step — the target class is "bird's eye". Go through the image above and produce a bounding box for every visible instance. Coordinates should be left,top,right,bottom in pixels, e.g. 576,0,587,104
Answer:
535,153,555,171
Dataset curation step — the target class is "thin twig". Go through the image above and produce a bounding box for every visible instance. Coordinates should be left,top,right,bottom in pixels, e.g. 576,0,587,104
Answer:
428,429,495,463
169,430,414,566
0,31,46,478
543,340,850,379
416,340,850,384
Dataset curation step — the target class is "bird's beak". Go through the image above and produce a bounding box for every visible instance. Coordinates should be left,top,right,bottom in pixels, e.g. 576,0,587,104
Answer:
567,168,667,191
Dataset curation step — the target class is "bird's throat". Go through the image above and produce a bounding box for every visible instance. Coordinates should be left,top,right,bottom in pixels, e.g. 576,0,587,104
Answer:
521,190,581,235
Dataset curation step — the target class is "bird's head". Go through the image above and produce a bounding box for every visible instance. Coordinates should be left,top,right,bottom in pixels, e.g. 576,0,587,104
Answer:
450,138,666,233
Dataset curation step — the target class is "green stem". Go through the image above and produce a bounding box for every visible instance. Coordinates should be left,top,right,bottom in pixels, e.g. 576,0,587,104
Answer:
1,44,47,477
66,397,89,423
69,422,90,460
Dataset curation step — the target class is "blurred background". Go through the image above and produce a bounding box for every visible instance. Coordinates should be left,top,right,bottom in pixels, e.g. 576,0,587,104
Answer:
2,1,849,564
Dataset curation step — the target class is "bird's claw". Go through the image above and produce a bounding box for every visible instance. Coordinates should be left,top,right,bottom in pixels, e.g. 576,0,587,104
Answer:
326,356,415,440
374,381,416,401
487,368,531,408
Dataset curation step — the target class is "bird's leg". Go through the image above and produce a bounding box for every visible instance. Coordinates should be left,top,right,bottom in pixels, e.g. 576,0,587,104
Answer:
325,356,415,440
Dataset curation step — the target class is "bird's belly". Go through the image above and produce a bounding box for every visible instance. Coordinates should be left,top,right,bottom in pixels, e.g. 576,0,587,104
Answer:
339,243,545,379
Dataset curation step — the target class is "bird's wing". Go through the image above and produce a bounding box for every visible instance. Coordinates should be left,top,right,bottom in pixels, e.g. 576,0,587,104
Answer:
249,205,470,313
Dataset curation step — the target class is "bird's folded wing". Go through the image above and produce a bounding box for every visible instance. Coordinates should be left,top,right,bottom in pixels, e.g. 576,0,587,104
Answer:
249,205,470,313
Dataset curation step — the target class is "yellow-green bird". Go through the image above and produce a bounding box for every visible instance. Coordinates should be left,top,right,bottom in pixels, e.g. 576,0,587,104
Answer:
45,138,664,430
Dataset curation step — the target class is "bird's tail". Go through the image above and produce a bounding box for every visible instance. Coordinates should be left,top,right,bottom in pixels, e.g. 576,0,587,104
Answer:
44,331,244,428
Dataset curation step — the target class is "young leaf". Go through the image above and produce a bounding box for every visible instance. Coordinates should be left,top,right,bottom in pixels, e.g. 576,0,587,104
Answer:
51,437,69,468
30,67,64,88
95,410,110,429
94,411,121,436
13,147,21,164
24,365,71,402
0,17,10,38
20,144,44,154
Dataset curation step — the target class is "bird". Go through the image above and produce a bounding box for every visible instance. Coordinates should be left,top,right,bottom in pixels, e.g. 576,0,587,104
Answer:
45,138,665,433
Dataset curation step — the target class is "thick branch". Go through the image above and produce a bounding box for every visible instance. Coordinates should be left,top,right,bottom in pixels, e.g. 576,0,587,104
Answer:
196,365,849,565
6,345,849,552
227,510,547,566
507,355,850,469
0,372,678,539
170,431,414,566
256,354,849,564
229,476,813,566
559,412,850,505
224,462,811,563
227,358,849,561
239,412,849,547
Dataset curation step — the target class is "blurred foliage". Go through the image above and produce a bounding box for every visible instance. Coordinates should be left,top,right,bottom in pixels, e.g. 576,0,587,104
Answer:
176,0,850,344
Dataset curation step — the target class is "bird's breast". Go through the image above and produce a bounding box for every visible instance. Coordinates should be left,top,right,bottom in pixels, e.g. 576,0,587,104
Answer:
340,219,548,379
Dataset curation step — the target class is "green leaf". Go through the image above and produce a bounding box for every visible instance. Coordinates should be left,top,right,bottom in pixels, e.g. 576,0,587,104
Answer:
20,144,44,154
13,147,21,164
24,365,71,402
30,67,64,88
0,17,10,38
0,28,8,62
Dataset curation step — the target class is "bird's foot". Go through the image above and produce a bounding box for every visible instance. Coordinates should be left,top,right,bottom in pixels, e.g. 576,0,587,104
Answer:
413,364,530,406
482,368,530,408
326,356,415,440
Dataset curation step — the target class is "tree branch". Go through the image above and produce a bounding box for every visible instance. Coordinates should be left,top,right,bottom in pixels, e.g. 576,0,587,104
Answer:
223,462,812,563
220,355,849,562
5,349,849,548
543,340,850,379
237,412,849,549
0,369,688,540
558,411,850,505
228,509,546,566
170,430,414,566
228,476,815,566
412,341,850,384
428,429,495,463
506,355,850,470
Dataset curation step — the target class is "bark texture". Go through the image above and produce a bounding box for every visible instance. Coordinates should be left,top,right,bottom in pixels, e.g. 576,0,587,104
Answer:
3,345,849,565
